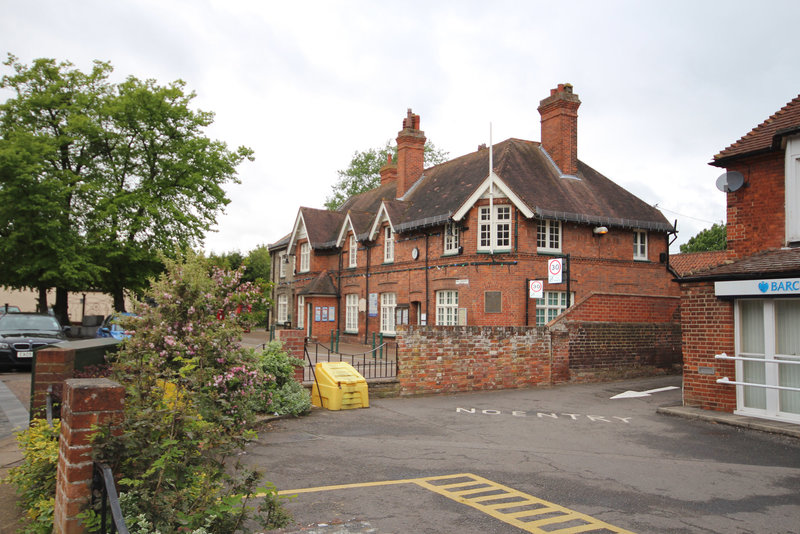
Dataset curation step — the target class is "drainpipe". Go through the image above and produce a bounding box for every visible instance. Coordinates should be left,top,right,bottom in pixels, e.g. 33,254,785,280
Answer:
425,233,430,325
364,243,371,345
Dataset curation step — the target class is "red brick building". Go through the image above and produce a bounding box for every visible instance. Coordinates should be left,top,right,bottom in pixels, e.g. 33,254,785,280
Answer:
677,94,800,424
270,84,678,344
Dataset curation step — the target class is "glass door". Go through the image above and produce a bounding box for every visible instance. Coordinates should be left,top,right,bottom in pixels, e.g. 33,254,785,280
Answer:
736,299,800,423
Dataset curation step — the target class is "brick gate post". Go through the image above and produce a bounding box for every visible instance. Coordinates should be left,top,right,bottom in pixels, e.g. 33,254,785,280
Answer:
31,347,76,418
53,378,124,534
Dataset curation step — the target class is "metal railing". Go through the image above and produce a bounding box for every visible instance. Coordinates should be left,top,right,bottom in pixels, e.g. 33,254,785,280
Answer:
714,353,800,392
303,339,398,382
92,462,129,534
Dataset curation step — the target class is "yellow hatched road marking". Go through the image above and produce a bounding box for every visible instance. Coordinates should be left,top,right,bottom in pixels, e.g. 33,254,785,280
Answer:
273,473,635,533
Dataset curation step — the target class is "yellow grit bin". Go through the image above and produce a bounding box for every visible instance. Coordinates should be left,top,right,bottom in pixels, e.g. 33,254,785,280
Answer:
311,361,369,410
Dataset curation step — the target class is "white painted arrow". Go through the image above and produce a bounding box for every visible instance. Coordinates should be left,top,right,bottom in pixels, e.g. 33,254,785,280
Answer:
610,386,679,400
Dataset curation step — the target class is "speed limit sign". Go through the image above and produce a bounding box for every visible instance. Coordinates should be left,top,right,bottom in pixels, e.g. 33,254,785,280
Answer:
548,258,563,283
529,280,543,298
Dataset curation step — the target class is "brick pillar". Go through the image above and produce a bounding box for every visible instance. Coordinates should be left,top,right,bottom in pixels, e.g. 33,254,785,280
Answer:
31,347,76,418
54,378,124,534
275,329,307,382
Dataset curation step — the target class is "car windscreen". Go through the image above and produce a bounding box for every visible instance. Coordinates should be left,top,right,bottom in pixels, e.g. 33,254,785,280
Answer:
0,315,62,332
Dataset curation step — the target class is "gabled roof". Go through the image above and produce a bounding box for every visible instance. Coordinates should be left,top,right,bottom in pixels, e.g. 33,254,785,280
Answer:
368,200,408,240
297,271,337,296
712,94,800,166
267,233,291,252
669,250,727,278
677,248,800,281
335,210,374,246
353,137,672,233
288,207,345,251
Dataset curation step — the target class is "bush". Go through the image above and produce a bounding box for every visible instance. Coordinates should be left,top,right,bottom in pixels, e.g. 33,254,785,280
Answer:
91,253,292,532
251,341,310,416
3,419,59,534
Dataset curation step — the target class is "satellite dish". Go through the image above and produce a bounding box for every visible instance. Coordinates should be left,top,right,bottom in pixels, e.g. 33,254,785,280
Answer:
716,171,745,193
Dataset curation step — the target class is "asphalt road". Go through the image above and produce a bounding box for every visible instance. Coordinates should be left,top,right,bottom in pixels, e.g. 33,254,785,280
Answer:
244,375,800,534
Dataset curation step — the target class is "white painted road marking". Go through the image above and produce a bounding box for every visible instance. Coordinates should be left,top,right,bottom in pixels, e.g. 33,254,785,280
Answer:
610,386,679,399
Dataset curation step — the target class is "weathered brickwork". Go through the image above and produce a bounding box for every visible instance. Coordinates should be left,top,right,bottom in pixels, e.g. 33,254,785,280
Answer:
397,325,558,395
395,293,681,395
54,379,124,534
679,281,736,412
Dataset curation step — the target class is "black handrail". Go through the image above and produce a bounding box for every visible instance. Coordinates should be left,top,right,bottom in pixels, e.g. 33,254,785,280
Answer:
92,462,129,534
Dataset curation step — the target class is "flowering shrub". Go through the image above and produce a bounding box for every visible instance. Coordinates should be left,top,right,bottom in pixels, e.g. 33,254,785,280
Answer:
209,364,274,426
92,253,291,532
2,419,60,534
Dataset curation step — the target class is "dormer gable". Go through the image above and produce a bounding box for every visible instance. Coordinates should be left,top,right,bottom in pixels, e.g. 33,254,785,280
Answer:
452,169,534,222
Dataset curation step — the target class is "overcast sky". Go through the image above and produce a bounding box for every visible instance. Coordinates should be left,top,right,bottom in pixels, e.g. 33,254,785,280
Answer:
4,0,799,254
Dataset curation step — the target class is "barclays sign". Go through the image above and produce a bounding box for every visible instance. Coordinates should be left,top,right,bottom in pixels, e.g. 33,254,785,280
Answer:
715,278,800,297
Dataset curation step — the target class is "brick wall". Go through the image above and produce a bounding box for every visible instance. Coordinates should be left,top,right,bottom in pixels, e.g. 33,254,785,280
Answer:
397,325,559,395
679,281,736,412
396,293,681,395
54,378,124,534
725,153,786,259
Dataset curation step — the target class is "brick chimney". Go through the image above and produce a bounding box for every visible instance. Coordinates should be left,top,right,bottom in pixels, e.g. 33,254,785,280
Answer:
396,109,426,198
379,153,397,186
538,83,581,176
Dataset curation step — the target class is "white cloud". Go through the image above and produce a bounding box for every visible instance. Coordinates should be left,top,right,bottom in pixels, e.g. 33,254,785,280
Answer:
3,0,799,254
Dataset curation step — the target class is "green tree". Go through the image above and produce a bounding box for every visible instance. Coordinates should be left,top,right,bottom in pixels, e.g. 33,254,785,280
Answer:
0,54,253,316
680,222,727,253
243,244,270,284
324,140,448,210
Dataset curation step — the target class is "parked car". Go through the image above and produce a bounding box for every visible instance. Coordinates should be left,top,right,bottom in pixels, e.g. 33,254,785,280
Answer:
96,312,136,341
0,313,69,370
0,305,21,315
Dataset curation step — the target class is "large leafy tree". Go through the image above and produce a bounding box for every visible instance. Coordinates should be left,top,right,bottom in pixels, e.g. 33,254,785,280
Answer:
680,222,727,253
0,54,253,317
325,140,448,210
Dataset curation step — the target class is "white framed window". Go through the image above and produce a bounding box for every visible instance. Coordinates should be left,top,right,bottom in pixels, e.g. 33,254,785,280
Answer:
277,294,288,323
380,292,396,335
444,222,460,255
436,290,459,325
384,226,394,263
346,294,359,333
734,299,800,422
535,291,572,325
478,205,511,251
296,295,304,329
537,219,561,252
349,234,358,268
279,252,286,278
633,230,647,260
299,242,310,272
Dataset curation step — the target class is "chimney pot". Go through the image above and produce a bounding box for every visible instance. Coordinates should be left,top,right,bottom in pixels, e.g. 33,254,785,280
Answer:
538,83,581,176
395,108,426,198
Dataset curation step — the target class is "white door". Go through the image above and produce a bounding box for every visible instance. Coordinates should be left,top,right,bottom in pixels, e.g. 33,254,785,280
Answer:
736,299,800,423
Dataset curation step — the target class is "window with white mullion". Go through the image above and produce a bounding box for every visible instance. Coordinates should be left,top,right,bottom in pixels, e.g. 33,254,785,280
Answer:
436,290,459,326
384,226,394,263
345,294,358,332
349,234,357,268
478,205,512,251
380,293,396,335
277,294,288,323
537,219,561,252
299,242,310,272
444,223,460,254
633,230,648,260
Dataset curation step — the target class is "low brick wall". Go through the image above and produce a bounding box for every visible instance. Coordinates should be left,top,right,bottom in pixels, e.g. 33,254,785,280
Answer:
564,322,681,380
395,293,681,396
397,326,564,395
